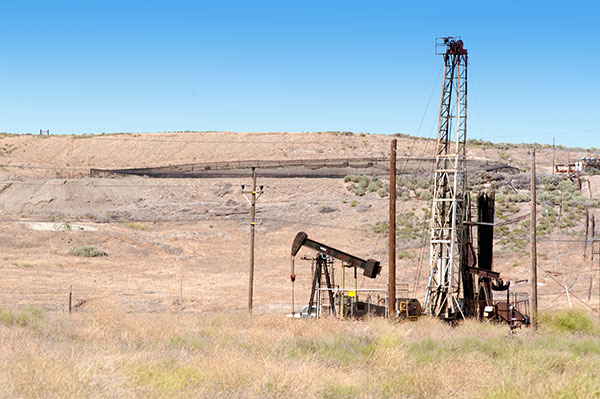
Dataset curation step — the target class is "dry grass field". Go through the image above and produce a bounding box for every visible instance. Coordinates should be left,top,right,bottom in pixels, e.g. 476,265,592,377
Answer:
0,303,599,399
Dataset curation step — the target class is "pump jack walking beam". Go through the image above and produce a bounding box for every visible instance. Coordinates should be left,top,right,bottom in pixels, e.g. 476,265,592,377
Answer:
291,232,381,278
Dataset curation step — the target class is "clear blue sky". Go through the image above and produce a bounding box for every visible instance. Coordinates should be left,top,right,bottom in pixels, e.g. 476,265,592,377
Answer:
0,1,597,147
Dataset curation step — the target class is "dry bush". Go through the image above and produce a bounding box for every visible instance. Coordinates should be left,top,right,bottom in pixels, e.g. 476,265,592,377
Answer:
70,246,108,257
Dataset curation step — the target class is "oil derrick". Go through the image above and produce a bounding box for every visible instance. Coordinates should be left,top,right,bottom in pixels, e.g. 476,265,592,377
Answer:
424,37,469,319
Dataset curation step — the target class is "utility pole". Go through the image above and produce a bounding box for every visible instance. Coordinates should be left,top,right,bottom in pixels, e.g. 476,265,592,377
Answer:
389,139,397,318
594,213,600,321
552,138,555,175
241,167,264,312
530,149,538,331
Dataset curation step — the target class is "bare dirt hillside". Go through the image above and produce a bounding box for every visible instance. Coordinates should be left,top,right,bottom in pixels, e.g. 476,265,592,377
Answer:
0,131,598,314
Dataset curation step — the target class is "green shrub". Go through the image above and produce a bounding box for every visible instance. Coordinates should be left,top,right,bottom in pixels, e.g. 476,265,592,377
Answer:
416,177,430,189
124,222,149,230
505,192,530,203
539,310,597,334
416,189,431,200
543,176,559,191
558,179,578,193
367,180,381,192
371,221,388,234
398,250,412,259
588,167,600,176
70,246,108,257
0,306,44,327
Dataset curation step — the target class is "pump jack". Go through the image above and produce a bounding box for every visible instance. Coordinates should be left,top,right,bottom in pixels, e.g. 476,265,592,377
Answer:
291,232,381,316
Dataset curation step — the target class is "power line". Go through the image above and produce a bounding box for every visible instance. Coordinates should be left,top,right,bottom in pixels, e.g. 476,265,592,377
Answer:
477,129,600,140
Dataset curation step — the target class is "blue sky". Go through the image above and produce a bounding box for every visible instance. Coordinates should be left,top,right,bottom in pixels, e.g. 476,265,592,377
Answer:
0,1,597,147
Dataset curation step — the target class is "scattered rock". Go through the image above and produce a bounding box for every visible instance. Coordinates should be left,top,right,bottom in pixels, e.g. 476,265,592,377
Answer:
356,205,372,213
319,207,339,214
152,242,183,255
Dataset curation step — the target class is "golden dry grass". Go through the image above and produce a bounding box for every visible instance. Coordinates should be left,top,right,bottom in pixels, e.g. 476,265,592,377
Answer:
0,302,599,399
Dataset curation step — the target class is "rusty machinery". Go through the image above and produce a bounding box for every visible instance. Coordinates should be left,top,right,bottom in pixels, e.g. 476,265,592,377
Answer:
290,232,423,319
424,37,469,320
462,194,530,328
291,232,388,318
286,38,529,328
424,37,530,328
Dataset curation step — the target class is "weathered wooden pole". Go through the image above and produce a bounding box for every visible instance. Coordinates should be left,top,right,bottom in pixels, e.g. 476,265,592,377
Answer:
530,149,538,330
585,210,589,260
389,139,397,318
249,167,257,312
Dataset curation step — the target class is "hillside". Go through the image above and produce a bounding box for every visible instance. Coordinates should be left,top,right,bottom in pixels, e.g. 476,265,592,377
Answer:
0,131,598,315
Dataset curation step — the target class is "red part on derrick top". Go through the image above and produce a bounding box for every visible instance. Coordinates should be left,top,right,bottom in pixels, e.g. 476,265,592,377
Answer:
435,36,468,56
446,38,468,55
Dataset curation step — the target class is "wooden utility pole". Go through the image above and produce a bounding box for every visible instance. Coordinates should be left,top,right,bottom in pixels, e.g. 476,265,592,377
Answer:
389,139,397,318
530,149,538,330
552,138,555,175
594,213,600,321
585,210,589,260
241,168,263,312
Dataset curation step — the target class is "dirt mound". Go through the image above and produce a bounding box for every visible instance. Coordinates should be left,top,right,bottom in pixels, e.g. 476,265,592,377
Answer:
0,178,143,219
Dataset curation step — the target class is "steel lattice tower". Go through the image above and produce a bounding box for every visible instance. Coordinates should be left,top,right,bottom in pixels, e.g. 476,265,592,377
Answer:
424,37,468,319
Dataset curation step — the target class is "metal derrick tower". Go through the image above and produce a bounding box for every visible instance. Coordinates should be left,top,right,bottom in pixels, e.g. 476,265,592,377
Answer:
424,37,469,319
